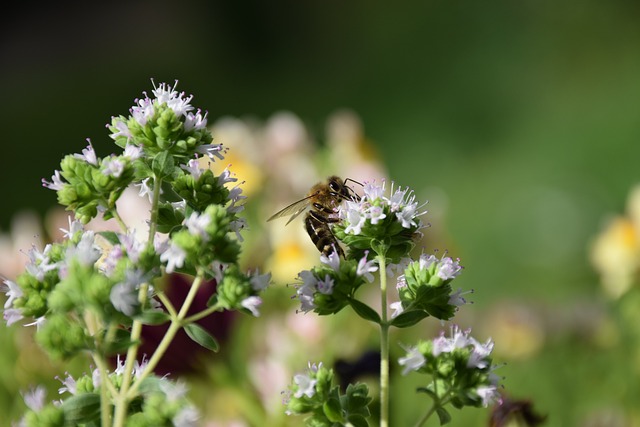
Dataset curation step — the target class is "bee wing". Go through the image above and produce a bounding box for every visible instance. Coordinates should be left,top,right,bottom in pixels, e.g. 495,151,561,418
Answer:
267,195,315,225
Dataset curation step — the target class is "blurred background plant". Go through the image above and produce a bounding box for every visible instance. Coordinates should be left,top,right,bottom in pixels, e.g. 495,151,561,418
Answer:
2,1,640,425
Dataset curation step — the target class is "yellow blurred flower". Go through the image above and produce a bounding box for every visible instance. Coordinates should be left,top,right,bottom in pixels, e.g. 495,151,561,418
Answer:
590,184,640,298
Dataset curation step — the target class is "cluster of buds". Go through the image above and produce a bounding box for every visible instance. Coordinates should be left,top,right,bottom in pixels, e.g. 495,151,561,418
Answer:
283,362,372,427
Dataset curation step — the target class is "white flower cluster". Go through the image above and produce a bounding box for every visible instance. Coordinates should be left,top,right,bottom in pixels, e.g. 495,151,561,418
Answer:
338,180,427,235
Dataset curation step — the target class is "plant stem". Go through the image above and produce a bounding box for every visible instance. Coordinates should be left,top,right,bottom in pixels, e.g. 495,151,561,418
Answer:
126,271,205,399
113,176,163,427
378,253,390,427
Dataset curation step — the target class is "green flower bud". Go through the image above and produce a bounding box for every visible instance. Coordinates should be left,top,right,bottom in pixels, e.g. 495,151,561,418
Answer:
36,314,92,359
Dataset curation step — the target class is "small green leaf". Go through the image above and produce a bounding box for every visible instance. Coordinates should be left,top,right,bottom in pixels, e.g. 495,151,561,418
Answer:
152,151,174,178
183,323,219,352
390,310,429,328
436,407,452,425
323,398,344,423
61,393,101,424
135,310,170,325
96,231,120,245
347,414,370,427
349,299,381,324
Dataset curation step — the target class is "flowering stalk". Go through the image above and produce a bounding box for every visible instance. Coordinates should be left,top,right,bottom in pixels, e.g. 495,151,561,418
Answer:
285,179,497,426
4,81,271,426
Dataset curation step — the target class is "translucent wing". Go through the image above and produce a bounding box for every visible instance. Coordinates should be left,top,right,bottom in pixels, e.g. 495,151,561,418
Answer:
267,194,316,226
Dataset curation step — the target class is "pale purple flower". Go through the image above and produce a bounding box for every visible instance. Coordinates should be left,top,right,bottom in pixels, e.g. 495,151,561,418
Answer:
131,96,154,126
123,143,142,160
398,345,426,375
196,143,226,161
316,275,335,295
59,216,83,239
356,252,378,283
102,157,125,178
390,301,404,318
367,205,386,224
42,170,65,191
22,386,46,411
135,177,154,202
56,372,77,395
436,256,463,280
109,119,132,140
250,270,271,291
2,278,23,309
74,141,98,166
320,251,341,272
475,385,500,407
173,406,200,427
293,371,317,399
3,308,23,325
468,337,494,369
343,201,366,235
181,158,203,180
184,211,211,241
160,242,187,274
184,109,208,132
217,166,237,185
363,181,385,200
229,218,246,241
241,296,262,317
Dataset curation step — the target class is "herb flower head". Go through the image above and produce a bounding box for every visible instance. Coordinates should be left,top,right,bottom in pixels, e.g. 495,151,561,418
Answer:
333,180,426,262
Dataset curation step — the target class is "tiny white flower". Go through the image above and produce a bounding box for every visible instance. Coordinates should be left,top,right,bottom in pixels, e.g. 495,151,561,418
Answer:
396,204,418,228
293,373,317,399
436,257,463,280
131,96,154,126
184,109,208,132
57,372,77,395
320,251,341,272
468,337,494,369
22,386,46,412
356,253,378,283
343,202,366,235
160,242,187,274
241,296,262,317
316,275,334,295
123,143,142,160
398,345,426,375
196,143,226,161
250,270,271,291
363,181,385,201
110,281,138,316
217,166,237,185
135,177,154,202
110,119,132,140
42,170,65,191
74,141,98,166
1,279,23,309
102,157,125,178
184,211,211,241
3,308,23,326
60,216,84,239
173,406,200,427
367,205,386,224
181,158,203,180
475,385,500,407
390,301,404,318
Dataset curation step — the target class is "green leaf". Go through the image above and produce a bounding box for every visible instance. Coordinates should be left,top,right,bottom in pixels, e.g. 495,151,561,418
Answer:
323,398,344,423
152,151,174,179
96,231,120,245
183,323,219,352
61,393,101,424
349,299,381,324
135,310,170,325
436,407,452,425
347,414,370,427
390,310,429,328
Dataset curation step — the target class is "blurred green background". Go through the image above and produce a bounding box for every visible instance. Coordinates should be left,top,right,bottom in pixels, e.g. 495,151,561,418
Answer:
2,0,640,426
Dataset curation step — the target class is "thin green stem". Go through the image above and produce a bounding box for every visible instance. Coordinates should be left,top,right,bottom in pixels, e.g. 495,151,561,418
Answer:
126,271,205,399
378,253,390,427
147,177,163,243
183,301,222,324
111,208,128,232
156,290,178,318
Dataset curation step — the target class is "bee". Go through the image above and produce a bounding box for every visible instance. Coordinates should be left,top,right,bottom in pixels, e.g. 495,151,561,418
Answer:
267,176,360,257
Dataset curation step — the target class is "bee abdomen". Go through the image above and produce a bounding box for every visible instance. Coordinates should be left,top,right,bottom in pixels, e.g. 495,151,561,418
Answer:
305,214,344,257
